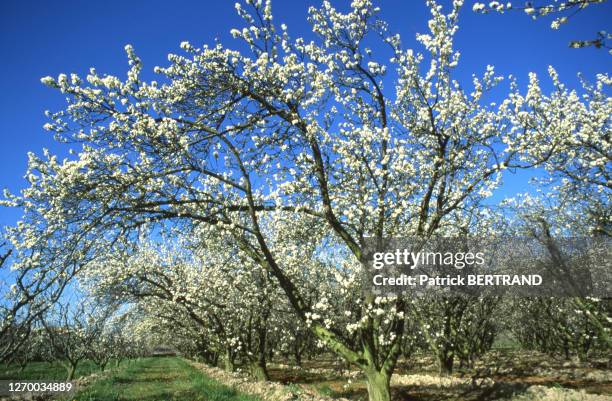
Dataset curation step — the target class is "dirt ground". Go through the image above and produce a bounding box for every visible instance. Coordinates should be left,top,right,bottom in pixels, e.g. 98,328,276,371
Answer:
264,350,611,401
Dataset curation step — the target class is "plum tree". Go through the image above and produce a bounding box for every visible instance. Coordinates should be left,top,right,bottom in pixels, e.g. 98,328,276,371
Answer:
3,0,604,398
40,301,114,380
472,0,611,51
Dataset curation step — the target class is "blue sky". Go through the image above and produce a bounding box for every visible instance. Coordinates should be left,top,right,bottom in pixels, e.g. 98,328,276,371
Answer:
0,0,610,228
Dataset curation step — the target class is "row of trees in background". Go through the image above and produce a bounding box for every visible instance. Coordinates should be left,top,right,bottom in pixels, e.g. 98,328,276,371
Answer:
0,1,609,400
1,300,149,379
76,225,610,378
1,291,609,379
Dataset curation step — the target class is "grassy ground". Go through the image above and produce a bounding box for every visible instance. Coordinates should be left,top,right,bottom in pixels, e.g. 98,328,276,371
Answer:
0,359,102,380
73,357,262,401
2,353,609,401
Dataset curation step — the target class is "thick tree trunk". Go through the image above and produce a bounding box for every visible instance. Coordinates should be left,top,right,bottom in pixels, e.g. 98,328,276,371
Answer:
438,353,454,376
365,369,391,401
249,359,269,381
251,319,269,381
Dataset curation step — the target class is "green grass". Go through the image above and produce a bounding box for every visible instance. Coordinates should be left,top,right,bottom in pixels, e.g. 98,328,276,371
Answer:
315,383,334,396
0,359,103,380
492,332,521,350
73,357,263,401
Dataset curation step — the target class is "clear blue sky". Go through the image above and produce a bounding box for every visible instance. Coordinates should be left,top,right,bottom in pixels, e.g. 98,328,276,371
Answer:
0,0,610,228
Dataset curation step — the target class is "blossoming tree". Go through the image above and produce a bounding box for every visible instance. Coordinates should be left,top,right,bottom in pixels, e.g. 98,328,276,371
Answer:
83,230,289,380
41,300,115,380
472,0,611,51
2,0,589,399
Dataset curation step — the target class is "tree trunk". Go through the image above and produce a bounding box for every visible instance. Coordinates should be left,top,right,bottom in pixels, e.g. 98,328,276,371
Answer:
438,353,454,376
268,344,274,362
365,369,391,401
251,320,269,381
250,360,269,381
563,341,571,360
223,348,235,372
66,362,77,381
294,351,302,367
293,343,302,367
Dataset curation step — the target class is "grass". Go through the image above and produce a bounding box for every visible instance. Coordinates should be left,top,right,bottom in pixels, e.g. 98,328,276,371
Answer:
0,359,103,380
315,383,334,396
73,357,263,401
